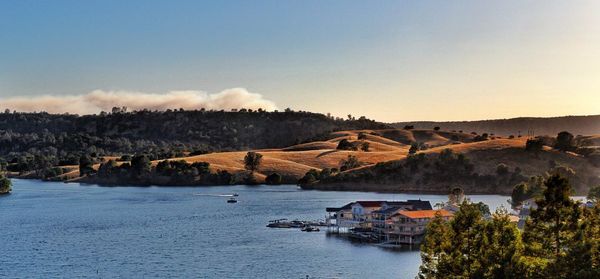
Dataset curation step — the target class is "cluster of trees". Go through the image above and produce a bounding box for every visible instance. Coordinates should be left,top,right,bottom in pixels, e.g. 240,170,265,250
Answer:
339,155,362,171
306,149,528,193
0,110,387,179
92,155,234,186
79,151,283,186
511,176,545,207
473,133,489,142
0,130,192,165
420,175,600,278
336,139,370,152
525,131,600,167
0,110,387,157
298,168,339,185
409,142,428,155
0,110,382,179
0,175,11,194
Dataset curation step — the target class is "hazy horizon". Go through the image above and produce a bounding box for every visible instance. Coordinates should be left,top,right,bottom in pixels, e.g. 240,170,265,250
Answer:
2,0,600,121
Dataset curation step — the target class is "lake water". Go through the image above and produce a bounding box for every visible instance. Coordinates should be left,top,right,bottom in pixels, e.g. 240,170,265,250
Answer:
0,179,511,278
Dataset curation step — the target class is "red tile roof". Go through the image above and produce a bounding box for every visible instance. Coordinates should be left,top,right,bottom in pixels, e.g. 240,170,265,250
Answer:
355,201,384,207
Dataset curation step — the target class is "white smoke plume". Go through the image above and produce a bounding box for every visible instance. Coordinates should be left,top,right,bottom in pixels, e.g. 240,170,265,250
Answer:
0,88,278,114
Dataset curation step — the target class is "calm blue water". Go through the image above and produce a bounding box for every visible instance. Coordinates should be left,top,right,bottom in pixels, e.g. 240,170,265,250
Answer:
0,179,511,278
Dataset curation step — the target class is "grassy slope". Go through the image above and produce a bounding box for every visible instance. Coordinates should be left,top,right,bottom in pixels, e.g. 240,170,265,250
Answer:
43,128,598,193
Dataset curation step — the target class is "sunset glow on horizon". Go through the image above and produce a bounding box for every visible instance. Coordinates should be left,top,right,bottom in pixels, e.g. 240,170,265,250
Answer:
1,0,599,121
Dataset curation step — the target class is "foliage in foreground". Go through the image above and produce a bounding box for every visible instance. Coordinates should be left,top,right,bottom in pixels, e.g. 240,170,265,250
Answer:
0,175,11,194
419,174,600,279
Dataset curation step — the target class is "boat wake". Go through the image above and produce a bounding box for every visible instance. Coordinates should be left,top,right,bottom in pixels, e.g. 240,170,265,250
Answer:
192,193,237,197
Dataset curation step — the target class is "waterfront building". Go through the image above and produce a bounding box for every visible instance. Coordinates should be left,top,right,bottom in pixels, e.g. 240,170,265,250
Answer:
388,210,453,245
326,200,448,245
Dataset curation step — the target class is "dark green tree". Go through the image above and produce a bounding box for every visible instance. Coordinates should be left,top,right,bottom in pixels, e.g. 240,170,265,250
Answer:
588,185,600,204
298,169,319,185
496,163,510,176
510,176,545,207
419,203,523,279
525,138,544,152
244,152,263,173
512,182,530,207
409,143,419,155
265,173,282,185
480,209,523,278
79,154,94,176
340,155,361,171
0,175,11,194
554,131,574,152
98,160,118,178
522,174,580,277
448,186,465,205
562,203,600,278
360,142,370,152
336,139,356,151
131,154,151,176
419,213,451,279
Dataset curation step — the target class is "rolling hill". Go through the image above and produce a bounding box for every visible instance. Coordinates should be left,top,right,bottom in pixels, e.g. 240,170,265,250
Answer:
392,114,600,137
35,127,598,195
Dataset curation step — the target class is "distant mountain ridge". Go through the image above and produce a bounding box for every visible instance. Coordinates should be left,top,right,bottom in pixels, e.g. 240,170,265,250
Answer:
391,115,600,136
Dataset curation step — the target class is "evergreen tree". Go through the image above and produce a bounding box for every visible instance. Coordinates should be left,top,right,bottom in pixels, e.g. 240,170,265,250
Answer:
564,204,600,278
419,213,451,279
446,201,487,277
480,209,523,278
420,203,524,279
522,174,580,277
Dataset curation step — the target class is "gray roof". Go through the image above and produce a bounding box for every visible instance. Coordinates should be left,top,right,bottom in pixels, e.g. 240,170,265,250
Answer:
385,200,432,210
326,202,354,212
326,200,432,213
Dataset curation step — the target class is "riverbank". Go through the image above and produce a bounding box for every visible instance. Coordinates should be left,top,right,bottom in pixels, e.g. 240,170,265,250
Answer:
8,174,517,195
301,181,514,195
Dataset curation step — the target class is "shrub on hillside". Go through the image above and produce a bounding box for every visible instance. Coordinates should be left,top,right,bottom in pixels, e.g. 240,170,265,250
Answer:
336,139,357,151
340,155,361,171
265,173,282,185
525,138,544,152
555,131,575,152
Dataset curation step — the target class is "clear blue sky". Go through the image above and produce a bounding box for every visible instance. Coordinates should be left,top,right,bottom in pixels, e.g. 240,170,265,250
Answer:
1,0,599,121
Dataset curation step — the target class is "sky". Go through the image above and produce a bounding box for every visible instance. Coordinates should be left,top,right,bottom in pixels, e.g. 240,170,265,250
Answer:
1,0,599,122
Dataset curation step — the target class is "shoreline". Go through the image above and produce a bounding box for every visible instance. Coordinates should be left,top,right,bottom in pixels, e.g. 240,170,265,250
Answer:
8,176,513,196
300,181,515,195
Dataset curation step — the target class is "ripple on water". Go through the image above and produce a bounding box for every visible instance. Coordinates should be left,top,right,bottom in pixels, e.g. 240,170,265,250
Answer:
1,179,512,278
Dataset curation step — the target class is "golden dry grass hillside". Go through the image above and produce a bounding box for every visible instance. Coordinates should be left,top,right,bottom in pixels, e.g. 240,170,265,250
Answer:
157,129,598,185
48,128,598,193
